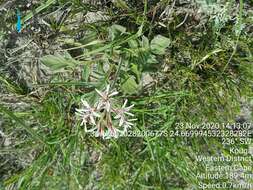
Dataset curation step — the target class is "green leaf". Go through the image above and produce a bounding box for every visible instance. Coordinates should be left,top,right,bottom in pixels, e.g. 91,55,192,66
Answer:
128,39,139,48
113,0,130,10
40,53,76,71
192,49,224,69
141,35,149,49
82,65,90,82
109,24,126,41
22,0,56,26
130,64,141,82
121,76,139,94
146,54,158,64
150,35,170,55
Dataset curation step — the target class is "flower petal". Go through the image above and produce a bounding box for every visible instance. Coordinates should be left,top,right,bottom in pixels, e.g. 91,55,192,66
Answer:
109,91,118,97
125,112,134,117
81,99,90,108
105,102,111,112
95,89,104,98
123,99,128,107
119,117,125,126
105,85,110,94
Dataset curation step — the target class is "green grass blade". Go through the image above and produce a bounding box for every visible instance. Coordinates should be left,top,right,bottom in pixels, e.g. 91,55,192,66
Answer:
0,104,47,146
22,0,57,26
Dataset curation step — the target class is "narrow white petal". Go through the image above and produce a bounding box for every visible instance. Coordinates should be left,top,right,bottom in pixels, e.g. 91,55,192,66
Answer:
75,112,84,116
81,99,90,108
126,121,134,126
106,102,111,112
125,112,134,116
114,114,121,119
81,119,87,126
96,101,104,110
126,104,134,110
86,127,96,132
119,117,125,126
123,99,128,107
109,91,118,97
75,108,85,113
84,124,88,132
105,85,110,94
90,116,96,125
95,89,104,98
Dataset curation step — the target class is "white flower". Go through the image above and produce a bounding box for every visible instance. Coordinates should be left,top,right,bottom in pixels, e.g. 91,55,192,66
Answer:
76,84,136,139
76,99,100,131
95,85,118,112
114,99,134,126
122,119,137,133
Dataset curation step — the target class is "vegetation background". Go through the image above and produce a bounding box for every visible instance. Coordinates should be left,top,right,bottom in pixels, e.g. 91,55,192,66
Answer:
0,0,252,189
